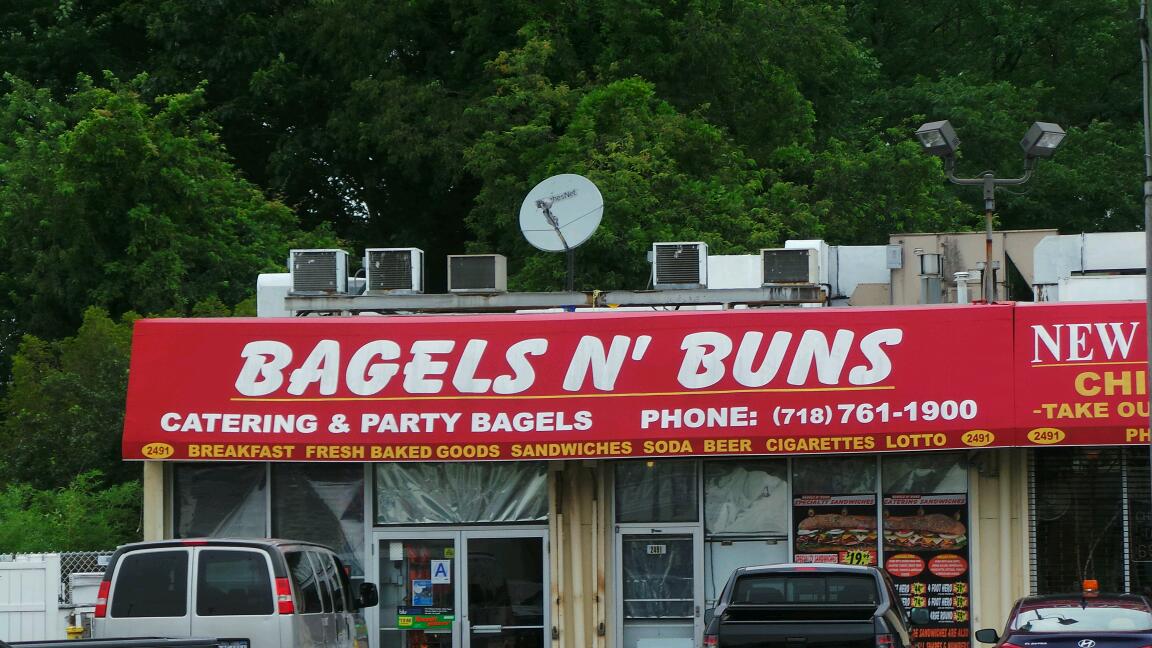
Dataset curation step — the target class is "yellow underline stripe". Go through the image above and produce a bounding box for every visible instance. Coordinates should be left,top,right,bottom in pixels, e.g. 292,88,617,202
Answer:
233,385,897,403
1031,360,1145,368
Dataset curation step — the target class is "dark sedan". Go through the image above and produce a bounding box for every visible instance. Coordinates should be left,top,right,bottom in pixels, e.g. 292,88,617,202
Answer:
976,593,1152,648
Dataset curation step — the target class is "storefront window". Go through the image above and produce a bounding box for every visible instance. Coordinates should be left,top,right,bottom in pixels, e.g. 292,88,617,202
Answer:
173,463,267,538
272,464,365,576
881,454,970,648
615,460,697,523
793,456,877,494
1129,449,1152,597
1032,448,1125,593
374,462,547,524
882,454,967,494
704,460,788,535
791,456,878,566
703,460,789,606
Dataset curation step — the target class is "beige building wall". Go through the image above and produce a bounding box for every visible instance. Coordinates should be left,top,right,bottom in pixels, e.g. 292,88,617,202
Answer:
970,448,1032,638
549,462,608,648
889,230,1056,305
848,282,891,306
142,461,166,541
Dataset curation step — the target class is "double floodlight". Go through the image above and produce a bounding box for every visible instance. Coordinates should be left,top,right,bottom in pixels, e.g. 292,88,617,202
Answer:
914,119,1066,159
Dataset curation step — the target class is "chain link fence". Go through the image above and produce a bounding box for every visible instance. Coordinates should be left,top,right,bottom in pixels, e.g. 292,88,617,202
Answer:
53,552,113,605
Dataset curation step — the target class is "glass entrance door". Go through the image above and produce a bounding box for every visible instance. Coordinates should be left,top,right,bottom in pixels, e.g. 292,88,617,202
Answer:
374,531,548,648
461,530,547,648
616,527,703,648
378,533,459,648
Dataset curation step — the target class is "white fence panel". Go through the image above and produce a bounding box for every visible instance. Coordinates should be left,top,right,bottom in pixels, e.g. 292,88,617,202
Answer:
0,554,62,641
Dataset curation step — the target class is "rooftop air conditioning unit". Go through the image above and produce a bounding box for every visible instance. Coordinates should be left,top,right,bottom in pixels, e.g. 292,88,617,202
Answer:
448,254,507,293
364,248,424,293
761,248,818,284
290,249,349,294
652,242,708,289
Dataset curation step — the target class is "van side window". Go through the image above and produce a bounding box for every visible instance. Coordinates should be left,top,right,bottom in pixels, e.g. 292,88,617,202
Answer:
287,551,323,614
197,549,274,616
111,550,189,618
306,548,334,608
329,556,349,613
308,551,339,614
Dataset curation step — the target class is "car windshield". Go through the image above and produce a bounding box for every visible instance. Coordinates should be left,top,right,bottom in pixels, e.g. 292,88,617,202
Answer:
1010,604,1152,633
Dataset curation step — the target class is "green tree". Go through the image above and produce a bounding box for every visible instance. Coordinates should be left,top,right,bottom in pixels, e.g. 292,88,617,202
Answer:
0,0,138,95
0,307,135,488
0,472,140,552
846,1,1144,235
786,127,981,245
847,0,1139,124
2,0,1145,290
466,68,785,289
26,0,878,290
0,73,333,346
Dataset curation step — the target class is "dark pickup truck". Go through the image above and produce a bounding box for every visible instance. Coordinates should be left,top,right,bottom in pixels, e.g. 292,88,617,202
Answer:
703,563,927,648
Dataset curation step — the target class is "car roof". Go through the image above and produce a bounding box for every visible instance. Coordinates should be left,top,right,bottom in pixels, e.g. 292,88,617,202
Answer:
122,537,327,548
1017,594,1151,610
112,538,336,555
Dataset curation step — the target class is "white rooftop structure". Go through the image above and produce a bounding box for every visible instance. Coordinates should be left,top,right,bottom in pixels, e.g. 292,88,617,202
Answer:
1032,232,1146,302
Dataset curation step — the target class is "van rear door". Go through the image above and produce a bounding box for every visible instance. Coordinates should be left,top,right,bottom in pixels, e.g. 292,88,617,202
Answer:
190,547,281,648
101,547,194,638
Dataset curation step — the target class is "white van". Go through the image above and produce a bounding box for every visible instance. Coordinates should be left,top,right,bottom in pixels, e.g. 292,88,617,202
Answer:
91,539,378,648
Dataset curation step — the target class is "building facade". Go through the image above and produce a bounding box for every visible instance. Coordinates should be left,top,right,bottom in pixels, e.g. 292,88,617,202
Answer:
124,300,1150,648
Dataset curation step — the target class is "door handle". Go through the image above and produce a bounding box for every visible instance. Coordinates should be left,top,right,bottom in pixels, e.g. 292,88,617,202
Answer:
472,625,503,634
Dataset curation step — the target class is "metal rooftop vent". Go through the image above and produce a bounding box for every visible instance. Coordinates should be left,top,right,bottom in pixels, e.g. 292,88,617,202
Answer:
365,248,424,293
761,248,818,284
448,254,507,293
290,249,349,294
652,242,708,289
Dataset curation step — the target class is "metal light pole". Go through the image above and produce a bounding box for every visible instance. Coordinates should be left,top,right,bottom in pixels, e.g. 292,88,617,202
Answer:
915,120,1066,302
1139,0,1152,566
940,159,1034,302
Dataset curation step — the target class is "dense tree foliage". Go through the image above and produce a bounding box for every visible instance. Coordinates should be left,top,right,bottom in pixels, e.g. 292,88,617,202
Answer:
0,472,140,552
0,73,333,344
0,308,136,489
0,0,1145,520
2,0,1141,290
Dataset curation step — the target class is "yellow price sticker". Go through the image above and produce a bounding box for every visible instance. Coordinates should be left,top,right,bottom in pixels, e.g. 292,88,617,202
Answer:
840,550,874,566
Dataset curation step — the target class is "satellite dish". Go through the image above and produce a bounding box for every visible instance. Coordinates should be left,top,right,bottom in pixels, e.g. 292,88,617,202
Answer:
519,174,604,253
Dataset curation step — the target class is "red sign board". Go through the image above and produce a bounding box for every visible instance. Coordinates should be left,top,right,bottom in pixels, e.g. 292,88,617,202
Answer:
1014,301,1148,448
123,305,1020,461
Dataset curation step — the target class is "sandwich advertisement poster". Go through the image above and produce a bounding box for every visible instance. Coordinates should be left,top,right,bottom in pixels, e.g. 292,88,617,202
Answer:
883,494,971,648
792,494,879,565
